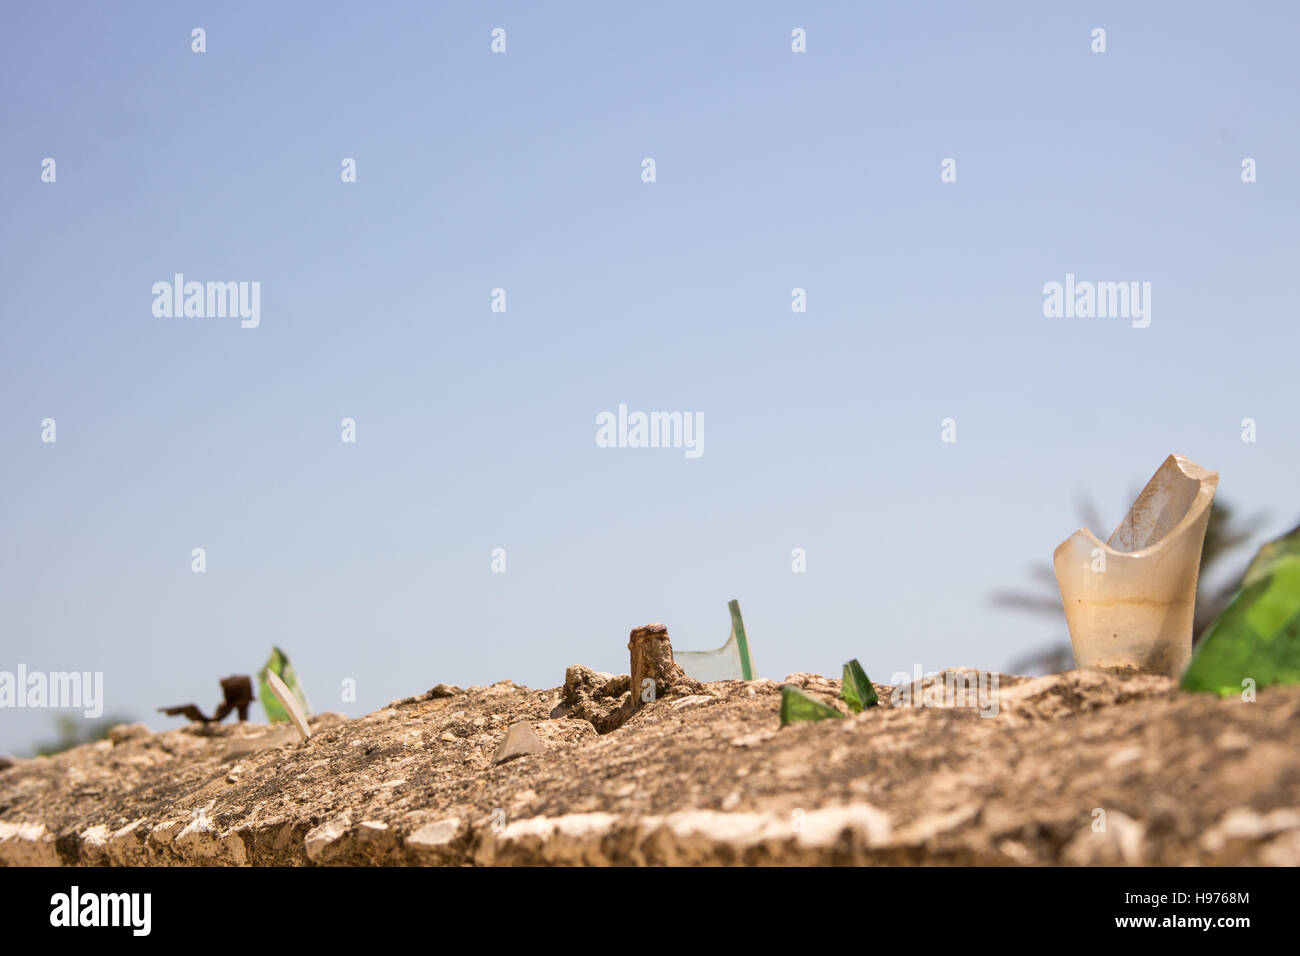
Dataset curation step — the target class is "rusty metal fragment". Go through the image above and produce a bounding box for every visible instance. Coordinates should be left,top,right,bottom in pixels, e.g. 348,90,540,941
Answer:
158,675,254,724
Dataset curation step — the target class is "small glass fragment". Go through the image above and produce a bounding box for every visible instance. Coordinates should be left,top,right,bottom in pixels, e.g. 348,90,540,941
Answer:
780,685,845,725
841,660,878,712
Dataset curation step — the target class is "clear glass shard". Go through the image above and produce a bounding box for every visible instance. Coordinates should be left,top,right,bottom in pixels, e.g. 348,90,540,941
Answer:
264,670,311,741
674,599,756,681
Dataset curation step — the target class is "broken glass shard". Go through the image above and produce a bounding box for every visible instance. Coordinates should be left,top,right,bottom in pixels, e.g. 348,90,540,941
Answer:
264,669,311,741
1053,455,1218,677
259,646,312,725
841,659,878,712
1182,525,1300,696
674,599,756,681
780,685,845,725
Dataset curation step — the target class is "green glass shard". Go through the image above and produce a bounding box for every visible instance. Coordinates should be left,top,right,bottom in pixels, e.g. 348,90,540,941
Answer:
1241,524,1300,588
258,646,312,724
1182,527,1300,696
780,685,845,725
675,599,756,681
840,659,878,712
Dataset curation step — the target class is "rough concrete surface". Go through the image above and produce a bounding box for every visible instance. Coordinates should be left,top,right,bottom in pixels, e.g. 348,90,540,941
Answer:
1,667,1298,866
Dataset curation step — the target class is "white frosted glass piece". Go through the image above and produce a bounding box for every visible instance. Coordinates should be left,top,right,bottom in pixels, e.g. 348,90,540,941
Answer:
1053,455,1218,677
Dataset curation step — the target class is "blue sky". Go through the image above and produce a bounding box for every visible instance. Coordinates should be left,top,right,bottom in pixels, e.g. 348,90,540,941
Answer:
2,2,1298,752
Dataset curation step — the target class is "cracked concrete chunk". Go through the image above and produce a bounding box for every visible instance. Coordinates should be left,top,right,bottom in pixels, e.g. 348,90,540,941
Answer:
473,805,897,866
105,819,148,865
78,824,113,865
80,823,112,846
408,817,461,848
530,718,597,747
1201,807,1300,853
305,814,351,863
405,817,466,863
146,820,182,853
796,805,894,848
995,670,1173,720
475,812,620,866
492,721,544,764
0,821,59,865
558,665,634,732
354,820,396,861
3,668,1299,866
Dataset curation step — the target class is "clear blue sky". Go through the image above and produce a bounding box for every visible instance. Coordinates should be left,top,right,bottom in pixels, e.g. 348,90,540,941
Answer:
2,2,1298,752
